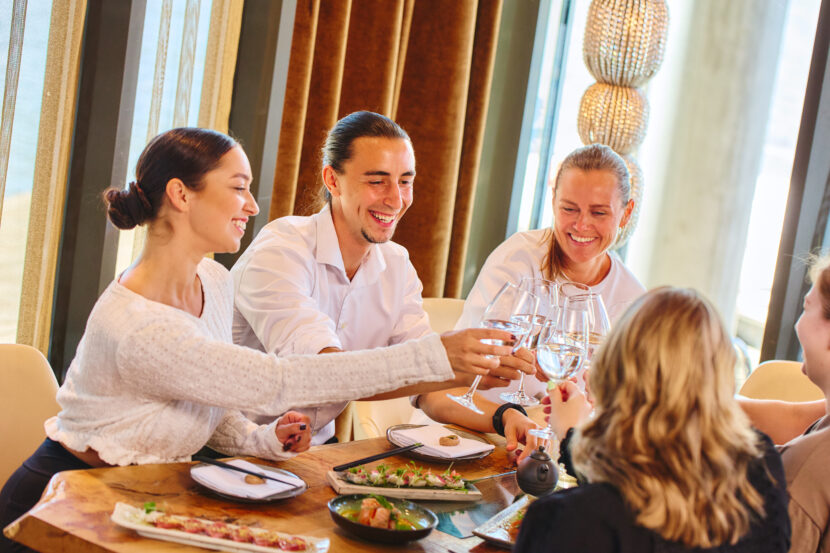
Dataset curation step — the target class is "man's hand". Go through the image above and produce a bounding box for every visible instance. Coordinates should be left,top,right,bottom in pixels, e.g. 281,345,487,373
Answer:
440,328,513,378
478,347,536,390
275,411,312,452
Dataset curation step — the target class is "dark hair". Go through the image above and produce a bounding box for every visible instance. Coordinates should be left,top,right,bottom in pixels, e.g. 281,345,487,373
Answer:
320,111,410,202
103,127,237,229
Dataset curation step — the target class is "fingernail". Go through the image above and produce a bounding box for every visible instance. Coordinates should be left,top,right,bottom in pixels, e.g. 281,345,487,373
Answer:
300,423,307,430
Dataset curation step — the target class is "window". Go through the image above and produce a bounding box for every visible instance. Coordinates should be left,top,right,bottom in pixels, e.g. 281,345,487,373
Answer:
0,2,51,342
114,0,213,275
735,0,822,363
512,0,822,374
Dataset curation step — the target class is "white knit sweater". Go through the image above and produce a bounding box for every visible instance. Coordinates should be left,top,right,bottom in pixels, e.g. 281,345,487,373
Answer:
45,258,453,466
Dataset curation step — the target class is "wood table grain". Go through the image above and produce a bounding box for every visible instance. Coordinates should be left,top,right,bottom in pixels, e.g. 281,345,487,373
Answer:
4,434,528,552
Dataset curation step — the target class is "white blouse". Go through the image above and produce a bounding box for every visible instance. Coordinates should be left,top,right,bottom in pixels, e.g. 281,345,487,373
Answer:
46,258,452,465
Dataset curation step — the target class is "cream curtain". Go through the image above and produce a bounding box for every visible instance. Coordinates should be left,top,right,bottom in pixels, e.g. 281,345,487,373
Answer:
16,0,87,353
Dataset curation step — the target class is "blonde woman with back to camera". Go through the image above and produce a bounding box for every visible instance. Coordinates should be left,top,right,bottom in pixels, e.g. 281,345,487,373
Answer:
517,287,790,552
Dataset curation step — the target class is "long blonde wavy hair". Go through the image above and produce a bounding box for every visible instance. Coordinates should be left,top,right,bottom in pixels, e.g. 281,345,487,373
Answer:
572,287,766,547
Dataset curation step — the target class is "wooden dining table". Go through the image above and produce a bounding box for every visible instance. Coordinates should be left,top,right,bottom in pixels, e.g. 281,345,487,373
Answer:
3,431,532,552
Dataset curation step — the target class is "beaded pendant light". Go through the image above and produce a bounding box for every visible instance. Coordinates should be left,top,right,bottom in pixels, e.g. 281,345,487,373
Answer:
577,0,668,248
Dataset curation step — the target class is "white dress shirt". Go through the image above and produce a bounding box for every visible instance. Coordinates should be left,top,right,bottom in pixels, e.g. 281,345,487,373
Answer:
232,204,433,443
456,228,646,403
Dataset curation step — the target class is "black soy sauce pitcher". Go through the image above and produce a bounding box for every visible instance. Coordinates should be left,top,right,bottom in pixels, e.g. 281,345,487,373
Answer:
516,446,558,496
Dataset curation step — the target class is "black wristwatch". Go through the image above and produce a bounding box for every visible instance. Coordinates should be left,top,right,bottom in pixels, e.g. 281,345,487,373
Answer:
492,403,528,436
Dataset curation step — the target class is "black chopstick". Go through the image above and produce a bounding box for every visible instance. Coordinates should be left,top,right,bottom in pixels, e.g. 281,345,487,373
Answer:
332,442,424,472
192,456,299,487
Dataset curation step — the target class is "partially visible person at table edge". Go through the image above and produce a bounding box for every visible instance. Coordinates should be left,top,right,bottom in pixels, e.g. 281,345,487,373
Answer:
415,143,645,430
519,287,790,552
0,127,515,552
738,254,830,553
230,111,538,454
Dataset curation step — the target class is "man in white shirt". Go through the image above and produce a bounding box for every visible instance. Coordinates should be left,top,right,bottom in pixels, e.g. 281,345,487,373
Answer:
232,112,443,444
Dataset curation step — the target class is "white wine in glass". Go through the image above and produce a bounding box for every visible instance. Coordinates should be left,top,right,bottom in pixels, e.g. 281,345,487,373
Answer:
447,282,539,414
529,297,588,441
499,278,558,406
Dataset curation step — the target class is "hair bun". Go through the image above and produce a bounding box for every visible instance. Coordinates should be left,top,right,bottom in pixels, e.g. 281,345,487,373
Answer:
103,181,152,229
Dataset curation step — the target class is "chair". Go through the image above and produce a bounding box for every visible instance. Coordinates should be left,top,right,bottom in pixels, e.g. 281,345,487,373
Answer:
335,297,466,441
738,359,823,402
0,344,60,487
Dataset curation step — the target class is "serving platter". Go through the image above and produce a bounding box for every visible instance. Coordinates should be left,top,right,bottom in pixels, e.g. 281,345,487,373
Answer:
471,494,531,549
386,424,494,463
326,470,482,502
111,502,329,552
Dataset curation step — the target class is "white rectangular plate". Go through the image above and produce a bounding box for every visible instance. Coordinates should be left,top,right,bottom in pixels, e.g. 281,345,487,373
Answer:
110,502,329,552
471,494,530,549
326,471,482,502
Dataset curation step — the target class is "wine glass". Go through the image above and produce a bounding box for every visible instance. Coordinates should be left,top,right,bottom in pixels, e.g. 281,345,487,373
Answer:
528,296,589,440
499,278,558,406
447,282,539,414
573,293,610,370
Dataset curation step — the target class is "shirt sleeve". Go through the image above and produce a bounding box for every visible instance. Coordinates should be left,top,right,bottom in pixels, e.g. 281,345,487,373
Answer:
233,230,342,355
207,410,294,461
787,497,821,553
388,258,433,344
115,316,453,417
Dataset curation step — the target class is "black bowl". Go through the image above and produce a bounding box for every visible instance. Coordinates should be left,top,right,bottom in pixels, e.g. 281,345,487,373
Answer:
328,494,438,544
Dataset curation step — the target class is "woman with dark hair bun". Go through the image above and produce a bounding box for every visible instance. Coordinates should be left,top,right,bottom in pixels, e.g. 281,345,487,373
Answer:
0,128,513,553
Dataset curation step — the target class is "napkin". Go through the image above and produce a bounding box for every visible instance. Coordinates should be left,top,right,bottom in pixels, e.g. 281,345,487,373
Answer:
389,425,494,459
191,459,304,500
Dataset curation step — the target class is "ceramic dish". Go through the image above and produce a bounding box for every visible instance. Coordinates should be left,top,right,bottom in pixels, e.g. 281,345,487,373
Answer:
386,424,494,463
327,494,437,544
471,494,531,549
111,502,329,552
190,462,307,503
326,470,482,502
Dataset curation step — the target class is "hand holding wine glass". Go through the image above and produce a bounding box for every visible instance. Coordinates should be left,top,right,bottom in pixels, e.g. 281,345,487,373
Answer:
499,278,558,406
447,282,539,414
528,297,589,440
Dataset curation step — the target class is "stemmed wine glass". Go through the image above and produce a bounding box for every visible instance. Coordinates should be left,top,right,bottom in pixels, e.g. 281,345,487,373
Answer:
574,293,610,372
528,295,589,440
499,278,558,406
447,282,539,414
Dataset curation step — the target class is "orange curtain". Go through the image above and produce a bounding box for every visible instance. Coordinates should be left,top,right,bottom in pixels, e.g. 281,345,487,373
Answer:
270,0,502,298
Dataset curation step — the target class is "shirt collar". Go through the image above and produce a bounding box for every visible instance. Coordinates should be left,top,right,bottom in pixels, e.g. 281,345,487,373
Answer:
314,203,387,285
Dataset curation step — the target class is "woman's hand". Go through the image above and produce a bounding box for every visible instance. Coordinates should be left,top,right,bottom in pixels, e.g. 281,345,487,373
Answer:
275,411,311,453
440,329,514,384
478,347,536,390
542,381,591,439
503,408,543,463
